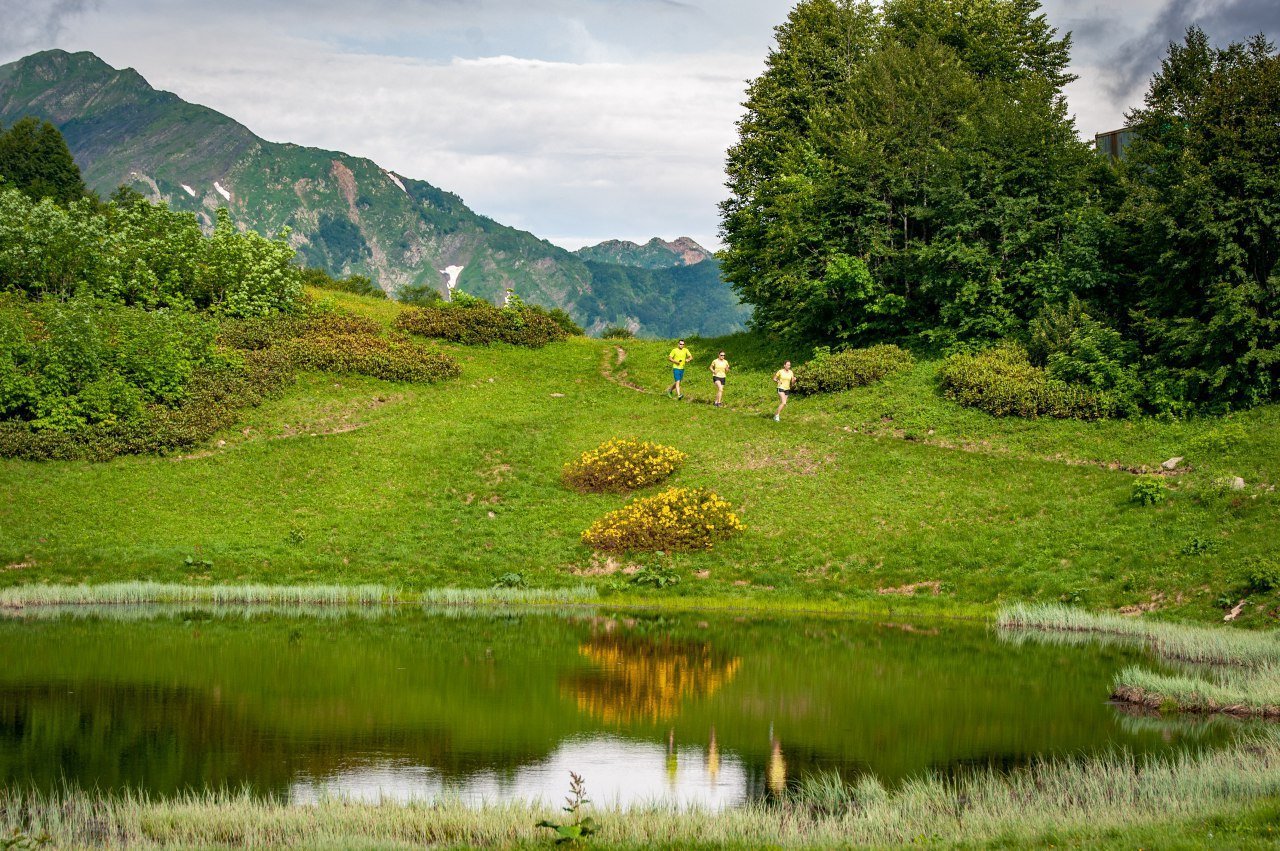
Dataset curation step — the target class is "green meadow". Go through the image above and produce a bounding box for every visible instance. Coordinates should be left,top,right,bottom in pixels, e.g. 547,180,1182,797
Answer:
2,289,1276,625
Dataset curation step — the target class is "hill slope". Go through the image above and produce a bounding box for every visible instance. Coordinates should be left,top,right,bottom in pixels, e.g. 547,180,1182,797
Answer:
0,291,1276,626
0,50,745,337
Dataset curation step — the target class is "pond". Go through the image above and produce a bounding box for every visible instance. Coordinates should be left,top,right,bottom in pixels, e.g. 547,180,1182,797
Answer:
0,606,1247,808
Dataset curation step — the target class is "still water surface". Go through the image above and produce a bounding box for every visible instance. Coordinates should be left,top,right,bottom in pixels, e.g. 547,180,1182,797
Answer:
0,606,1244,807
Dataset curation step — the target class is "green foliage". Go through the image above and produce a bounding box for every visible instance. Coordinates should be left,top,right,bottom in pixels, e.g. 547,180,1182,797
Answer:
583,259,750,339
536,772,598,846
629,565,681,589
1243,560,1280,594
601,325,635,340
282,333,459,384
792,344,914,394
1130,478,1168,507
1118,29,1280,412
0,297,218,431
0,186,303,316
939,342,1123,419
395,301,569,348
0,116,87,205
394,283,444,306
1188,423,1249,458
721,0,1094,348
492,572,526,589
1180,536,1219,557
300,267,386,299
543,307,584,337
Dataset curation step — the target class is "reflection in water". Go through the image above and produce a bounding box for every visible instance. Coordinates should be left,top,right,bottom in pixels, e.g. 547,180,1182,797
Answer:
0,608,1253,807
567,630,741,724
289,736,748,809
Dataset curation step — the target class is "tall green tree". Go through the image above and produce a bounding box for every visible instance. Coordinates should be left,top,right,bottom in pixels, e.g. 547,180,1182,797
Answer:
1119,29,1280,410
0,116,88,205
720,0,1099,348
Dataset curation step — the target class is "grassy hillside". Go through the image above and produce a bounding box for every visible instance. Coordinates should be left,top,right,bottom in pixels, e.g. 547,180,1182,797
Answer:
1,290,1276,624
0,50,743,338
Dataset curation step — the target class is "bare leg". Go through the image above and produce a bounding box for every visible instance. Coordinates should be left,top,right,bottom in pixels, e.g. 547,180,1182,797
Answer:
775,391,787,419
715,383,724,405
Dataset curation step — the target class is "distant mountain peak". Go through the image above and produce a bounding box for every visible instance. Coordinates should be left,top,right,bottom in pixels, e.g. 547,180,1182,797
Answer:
575,236,713,269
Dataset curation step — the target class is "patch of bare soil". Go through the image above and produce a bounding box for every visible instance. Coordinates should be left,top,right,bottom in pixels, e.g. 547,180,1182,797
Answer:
732,443,831,476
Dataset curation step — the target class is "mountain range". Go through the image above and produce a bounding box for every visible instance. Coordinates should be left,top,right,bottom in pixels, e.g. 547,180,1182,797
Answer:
0,49,748,337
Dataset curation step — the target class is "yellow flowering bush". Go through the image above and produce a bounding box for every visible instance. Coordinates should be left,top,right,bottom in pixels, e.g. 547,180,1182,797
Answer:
582,487,744,552
563,438,686,493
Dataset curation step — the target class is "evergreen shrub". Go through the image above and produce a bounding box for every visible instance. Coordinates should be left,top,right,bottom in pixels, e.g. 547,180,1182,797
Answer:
939,342,1124,420
582,487,744,552
791,345,914,394
283,333,459,383
562,438,686,493
394,301,569,347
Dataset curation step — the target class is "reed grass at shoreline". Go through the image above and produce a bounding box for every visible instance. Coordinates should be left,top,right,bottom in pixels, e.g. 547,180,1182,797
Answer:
3,733,1280,848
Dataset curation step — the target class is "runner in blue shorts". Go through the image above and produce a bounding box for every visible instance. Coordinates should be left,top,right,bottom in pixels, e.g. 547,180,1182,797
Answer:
666,340,693,400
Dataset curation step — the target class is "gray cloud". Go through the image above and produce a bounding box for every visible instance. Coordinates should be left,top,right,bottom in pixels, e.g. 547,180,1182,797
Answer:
1110,0,1280,99
0,0,97,57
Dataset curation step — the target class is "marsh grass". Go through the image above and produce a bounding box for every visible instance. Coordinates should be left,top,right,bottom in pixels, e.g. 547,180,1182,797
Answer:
1114,665,1280,718
4,732,1280,848
0,582,597,611
999,603,1280,718
0,582,394,608
997,603,1280,666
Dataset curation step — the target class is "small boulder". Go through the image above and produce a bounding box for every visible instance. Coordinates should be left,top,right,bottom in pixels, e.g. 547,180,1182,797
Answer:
1161,457,1183,471
1231,477,1246,491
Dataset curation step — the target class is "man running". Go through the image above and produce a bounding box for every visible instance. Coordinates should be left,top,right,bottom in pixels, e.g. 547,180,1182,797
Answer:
773,360,794,421
709,351,730,407
666,340,693,400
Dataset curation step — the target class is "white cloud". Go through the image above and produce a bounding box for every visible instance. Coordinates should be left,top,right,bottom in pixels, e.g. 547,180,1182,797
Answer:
9,0,1277,249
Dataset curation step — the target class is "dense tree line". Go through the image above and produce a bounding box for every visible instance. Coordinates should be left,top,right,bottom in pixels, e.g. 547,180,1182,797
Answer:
721,0,1278,413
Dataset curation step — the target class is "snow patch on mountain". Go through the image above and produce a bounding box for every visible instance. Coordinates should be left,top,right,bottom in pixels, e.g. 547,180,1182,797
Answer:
181,184,196,197
383,170,408,194
440,265,465,290
214,181,232,201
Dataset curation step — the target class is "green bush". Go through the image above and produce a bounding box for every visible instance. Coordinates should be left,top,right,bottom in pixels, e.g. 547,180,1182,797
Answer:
791,345,914,394
601,325,635,339
283,333,459,383
542,306,585,337
1244,560,1280,594
1131,478,1169,507
939,342,1125,420
300,267,386,299
394,301,569,348
0,297,218,431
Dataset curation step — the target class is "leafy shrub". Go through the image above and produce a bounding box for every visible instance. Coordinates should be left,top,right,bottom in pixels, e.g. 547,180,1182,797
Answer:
791,344,914,394
582,487,744,552
939,342,1125,420
1180,536,1219,556
0,297,218,431
562,438,686,493
1188,422,1248,458
0,347,294,461
1131,477,1168,506
299,267,386,299
601,325,635,339
1244,560,1280,594
543,306,585,337
630,565,681,588
283,333,459,383
395,301,569,348
395,283,444,306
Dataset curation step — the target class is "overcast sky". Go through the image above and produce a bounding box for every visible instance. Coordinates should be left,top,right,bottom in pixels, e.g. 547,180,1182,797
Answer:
2,0,1276,250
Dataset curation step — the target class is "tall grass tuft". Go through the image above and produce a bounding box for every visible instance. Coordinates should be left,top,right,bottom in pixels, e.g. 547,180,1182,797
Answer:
3,732,1280,847
418,586,598,606
1113,665,1280,718
0,582,393,608
997,603,1280,667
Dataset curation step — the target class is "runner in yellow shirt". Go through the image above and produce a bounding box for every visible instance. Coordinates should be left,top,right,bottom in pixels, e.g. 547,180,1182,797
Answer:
709,351,730,407
773,361,794,422
666,340,693,400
